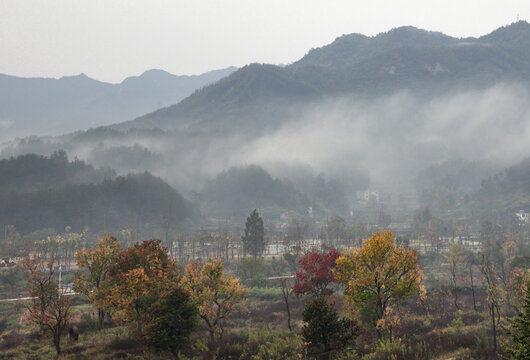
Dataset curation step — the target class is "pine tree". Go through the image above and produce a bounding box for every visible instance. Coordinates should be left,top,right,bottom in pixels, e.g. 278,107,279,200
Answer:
502,284,530,359
241,209,265,257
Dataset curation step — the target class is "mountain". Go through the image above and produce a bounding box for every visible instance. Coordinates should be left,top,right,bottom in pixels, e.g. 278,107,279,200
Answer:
0,67,236,141
119,64,320,134
3,22,530,205
120,22,530,133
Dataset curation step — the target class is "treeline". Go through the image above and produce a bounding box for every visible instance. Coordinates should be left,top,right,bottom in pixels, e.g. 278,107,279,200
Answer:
24,231,422,357
0,152,191,235
21,228,530,359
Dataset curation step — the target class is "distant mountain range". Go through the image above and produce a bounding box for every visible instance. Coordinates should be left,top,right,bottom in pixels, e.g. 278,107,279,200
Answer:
3,22,530,206
0,67,236,141
119,21,530,134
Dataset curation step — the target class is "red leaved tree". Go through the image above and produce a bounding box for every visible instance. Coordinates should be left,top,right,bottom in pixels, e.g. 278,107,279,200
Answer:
292,249,341,297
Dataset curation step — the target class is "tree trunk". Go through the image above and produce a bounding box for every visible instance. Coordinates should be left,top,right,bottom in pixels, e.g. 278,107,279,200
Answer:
453,284,459,310
283,287,292,331
209,329,215,347
469,266,477,311
451,262,460,310
98,309,104,330
490,303,497,352
54,333,61,356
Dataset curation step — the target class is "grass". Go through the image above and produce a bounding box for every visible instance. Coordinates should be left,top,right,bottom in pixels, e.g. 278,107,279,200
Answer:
0,289,510,359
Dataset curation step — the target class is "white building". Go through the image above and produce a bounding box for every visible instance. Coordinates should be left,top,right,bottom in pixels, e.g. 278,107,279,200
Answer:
356,189,380,202
515,210,529,224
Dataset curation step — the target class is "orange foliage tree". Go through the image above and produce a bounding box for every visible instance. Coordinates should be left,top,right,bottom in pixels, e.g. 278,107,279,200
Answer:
107,240,178,330
182,258,248,345
73,235,122,329
22,257,73,356
106,239,197,355
335,231,423,338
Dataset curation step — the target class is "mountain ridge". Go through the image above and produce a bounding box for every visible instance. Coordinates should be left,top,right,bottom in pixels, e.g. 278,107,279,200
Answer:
117,21,530,134
0,67,237,141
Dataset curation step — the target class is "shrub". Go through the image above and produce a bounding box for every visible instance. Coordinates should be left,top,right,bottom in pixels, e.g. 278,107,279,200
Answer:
241,329,303,360
249,287,284,301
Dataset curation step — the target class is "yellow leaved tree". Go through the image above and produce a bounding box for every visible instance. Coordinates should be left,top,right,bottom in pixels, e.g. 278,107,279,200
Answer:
73,235,122,329
335,230,423,339
182,258,248,346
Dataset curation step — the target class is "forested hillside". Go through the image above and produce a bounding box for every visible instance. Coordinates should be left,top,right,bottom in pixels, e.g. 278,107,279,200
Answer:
0,150,114,192
0,153,190,235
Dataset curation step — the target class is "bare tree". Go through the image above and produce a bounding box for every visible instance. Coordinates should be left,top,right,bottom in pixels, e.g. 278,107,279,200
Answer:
22,257,73,356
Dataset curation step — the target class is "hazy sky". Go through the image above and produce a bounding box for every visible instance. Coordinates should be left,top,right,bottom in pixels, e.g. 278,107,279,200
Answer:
1,0,529,83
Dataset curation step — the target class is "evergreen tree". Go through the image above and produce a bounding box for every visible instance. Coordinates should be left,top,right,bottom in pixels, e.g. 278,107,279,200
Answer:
502,284,530,359
301,296,358,357
241,209,265,257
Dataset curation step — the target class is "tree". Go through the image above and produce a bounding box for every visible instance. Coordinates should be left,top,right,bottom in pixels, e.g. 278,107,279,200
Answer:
242,209,265,257
236,257,267,287
107,240,177,333
105,239,197,355
301,296,359,358
74,235,122,329
182,258,248,346
286,216,310,253
502,282,530,360
324,216,347,248
480,253,506,353
272,258,294,331
1,225,21,257
465,250,479,311
292,249,341,297
507,269,530,308
445,242,467,310
22,257,72,356
140,285,198,358
335,231,422,337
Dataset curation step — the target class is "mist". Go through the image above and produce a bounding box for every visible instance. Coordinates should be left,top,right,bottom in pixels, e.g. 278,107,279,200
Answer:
2,82,529,201
227,83,529,188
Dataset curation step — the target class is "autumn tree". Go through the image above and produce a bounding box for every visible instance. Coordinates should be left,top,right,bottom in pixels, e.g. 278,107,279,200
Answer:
22,257,72,356
293,249,357,356
507,269,530,308
107,239,197,354
242,209,265,257
74,235,122,329
292,249,341,297
108,240,177,330
335,231,423,338
182,258,248,346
